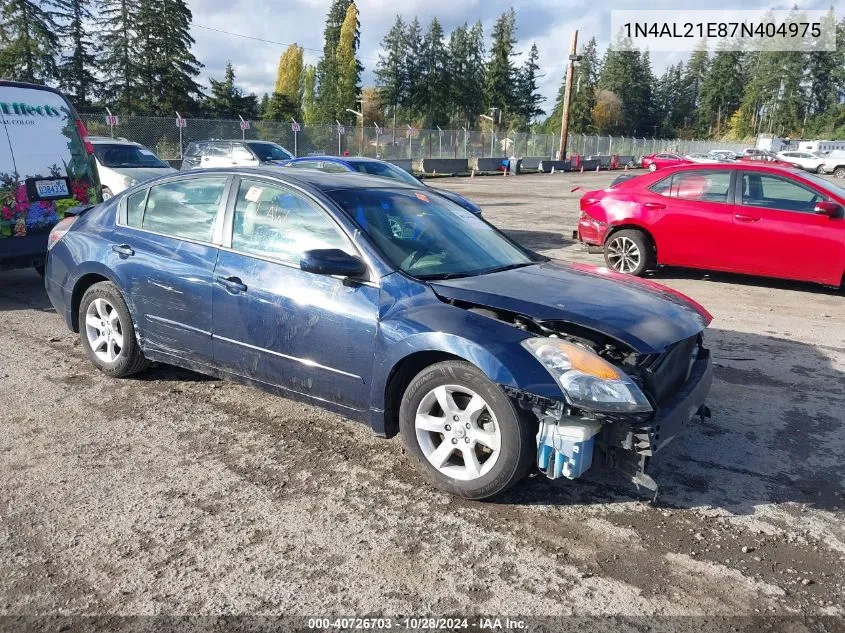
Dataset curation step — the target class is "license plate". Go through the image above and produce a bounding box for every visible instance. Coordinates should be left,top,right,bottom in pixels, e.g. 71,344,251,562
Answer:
34,179,70,198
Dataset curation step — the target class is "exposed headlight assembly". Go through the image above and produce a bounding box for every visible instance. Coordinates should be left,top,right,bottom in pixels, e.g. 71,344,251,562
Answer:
521,337,652,414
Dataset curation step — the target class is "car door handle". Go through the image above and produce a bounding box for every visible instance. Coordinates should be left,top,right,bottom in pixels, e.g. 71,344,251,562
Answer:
734,214,761,222
644,202,666,209
111,244,134,257
215,275,247,294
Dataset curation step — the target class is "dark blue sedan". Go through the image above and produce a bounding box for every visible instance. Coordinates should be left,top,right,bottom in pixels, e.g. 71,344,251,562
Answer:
284,156,482,215
45,168,713,499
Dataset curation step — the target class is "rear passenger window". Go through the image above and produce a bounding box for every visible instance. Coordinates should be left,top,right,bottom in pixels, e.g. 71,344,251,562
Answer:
650,171,730,203
140,177,226,241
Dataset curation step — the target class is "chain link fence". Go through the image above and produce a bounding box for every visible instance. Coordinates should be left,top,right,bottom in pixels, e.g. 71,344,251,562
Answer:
80,114,748,163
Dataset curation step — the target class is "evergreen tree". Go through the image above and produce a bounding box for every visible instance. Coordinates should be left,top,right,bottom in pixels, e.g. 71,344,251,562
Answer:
375,15,407,120
516,42,544,123
421,17,449,126
150,0,204,114
205,62,257,119
335,1,361,124
0,0,59,84
652,62,684,137
302,64,317,124
97,0,139,112
484,8,518,124
56,0,97,107
677,43,708,131
315,0,356,123
447,22,485,127
598,35,655,135
259,92,270,117
404,18,424,120
698,45,745,137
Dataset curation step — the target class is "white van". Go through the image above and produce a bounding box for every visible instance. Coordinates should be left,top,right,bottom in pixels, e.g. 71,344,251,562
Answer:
1,80,101,273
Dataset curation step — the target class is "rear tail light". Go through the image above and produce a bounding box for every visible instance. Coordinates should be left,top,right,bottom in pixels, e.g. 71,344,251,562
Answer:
47,216,77,250
75,119,94,155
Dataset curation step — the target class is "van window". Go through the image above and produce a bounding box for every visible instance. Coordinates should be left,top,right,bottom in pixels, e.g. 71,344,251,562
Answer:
1,84,99,240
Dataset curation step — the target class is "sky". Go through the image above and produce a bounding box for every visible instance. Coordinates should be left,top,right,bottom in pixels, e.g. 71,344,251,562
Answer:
189,0,834,119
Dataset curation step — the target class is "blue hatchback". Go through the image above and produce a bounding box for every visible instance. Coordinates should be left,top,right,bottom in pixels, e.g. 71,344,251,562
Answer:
45,167,713,499
284,156,482,215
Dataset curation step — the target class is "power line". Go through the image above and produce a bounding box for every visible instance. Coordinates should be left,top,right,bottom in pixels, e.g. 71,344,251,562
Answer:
192,23,381,64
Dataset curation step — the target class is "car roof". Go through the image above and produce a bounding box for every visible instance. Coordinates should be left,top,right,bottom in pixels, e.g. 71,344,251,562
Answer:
181,165,418,193
89,136,140,146
655,162,803,175
187,139,282,144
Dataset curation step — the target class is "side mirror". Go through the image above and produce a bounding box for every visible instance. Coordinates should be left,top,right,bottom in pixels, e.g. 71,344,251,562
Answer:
300,249,366,278
814,201,843,218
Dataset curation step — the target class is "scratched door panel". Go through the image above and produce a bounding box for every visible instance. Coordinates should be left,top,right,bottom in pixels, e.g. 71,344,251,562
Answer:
211,250,379,411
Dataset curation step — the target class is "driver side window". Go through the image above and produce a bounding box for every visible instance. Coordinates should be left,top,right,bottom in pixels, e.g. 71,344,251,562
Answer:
741,174,821,214
230,179,350,264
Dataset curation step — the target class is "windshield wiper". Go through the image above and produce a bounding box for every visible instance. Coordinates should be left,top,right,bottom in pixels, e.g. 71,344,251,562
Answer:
477,262,537,276
418,262,535,281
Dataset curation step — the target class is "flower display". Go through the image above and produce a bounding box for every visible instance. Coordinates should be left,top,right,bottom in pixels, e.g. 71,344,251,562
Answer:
1,174,95,239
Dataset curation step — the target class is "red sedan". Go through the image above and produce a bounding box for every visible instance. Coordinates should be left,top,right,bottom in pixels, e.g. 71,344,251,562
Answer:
577,163,845,287
640,152,693,172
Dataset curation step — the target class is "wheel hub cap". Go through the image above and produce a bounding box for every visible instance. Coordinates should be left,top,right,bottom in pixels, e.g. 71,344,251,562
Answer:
414,384,501,481
607,236,641,274
85,298,124,364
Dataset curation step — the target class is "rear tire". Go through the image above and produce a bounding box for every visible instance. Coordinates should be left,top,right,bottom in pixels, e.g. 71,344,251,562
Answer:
833,167,845,179
78,281,149,378
816,165,825,174
604,229,655,276
648,163,657,172
399,361,536,500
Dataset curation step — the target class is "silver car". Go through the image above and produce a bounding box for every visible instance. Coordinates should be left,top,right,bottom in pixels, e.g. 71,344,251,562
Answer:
90,137,176,199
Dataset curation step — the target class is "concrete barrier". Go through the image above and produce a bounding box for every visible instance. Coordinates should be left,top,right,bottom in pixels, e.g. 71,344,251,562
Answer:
537,160,571,173
617,155,636,167
471,157,510,172
587,155,612,169
581,159,601,171
586,154,637,169
387,159,413,173
419,158,470,175
519,156,551,171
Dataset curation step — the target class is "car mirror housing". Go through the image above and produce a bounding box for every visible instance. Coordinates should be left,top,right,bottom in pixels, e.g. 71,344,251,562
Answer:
300,249,366,278
814,201,843,218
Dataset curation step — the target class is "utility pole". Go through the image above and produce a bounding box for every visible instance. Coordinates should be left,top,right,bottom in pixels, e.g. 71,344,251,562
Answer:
558,30,579,161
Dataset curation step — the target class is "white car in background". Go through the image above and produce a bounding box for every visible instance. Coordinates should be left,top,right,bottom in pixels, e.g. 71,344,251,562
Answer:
90,137,177,199
685,153,722,164
776,151,827,174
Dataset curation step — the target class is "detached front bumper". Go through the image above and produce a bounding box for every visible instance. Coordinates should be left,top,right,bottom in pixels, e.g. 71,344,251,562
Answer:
536,347,713,499
605,348,713,496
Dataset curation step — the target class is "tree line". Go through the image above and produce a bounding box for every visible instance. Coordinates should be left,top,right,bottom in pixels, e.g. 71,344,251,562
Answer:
2,0,844,141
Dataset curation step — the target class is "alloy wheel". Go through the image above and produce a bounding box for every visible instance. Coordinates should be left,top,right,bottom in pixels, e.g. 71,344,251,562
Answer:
414,384,501,481
85,298,125,363
606,236,641,273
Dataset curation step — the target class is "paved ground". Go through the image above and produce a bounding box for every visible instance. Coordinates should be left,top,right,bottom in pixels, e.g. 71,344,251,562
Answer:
1,171,843,618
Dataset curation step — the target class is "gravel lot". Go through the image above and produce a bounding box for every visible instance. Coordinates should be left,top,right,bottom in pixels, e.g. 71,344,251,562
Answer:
1,171,843,619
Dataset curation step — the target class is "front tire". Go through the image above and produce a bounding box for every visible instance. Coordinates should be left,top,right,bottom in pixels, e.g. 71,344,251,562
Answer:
102,187,114,200
78,281,149,377
399,361,536,500
648,163,657,172
816,165,825,174
604,229,655,276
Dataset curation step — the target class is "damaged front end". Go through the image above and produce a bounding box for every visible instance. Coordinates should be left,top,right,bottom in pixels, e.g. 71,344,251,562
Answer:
458,301,714,499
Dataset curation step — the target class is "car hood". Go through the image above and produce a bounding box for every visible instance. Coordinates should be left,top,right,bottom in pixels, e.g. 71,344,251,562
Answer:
432,187,481,214
429,261,711,354
106,166,177,182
